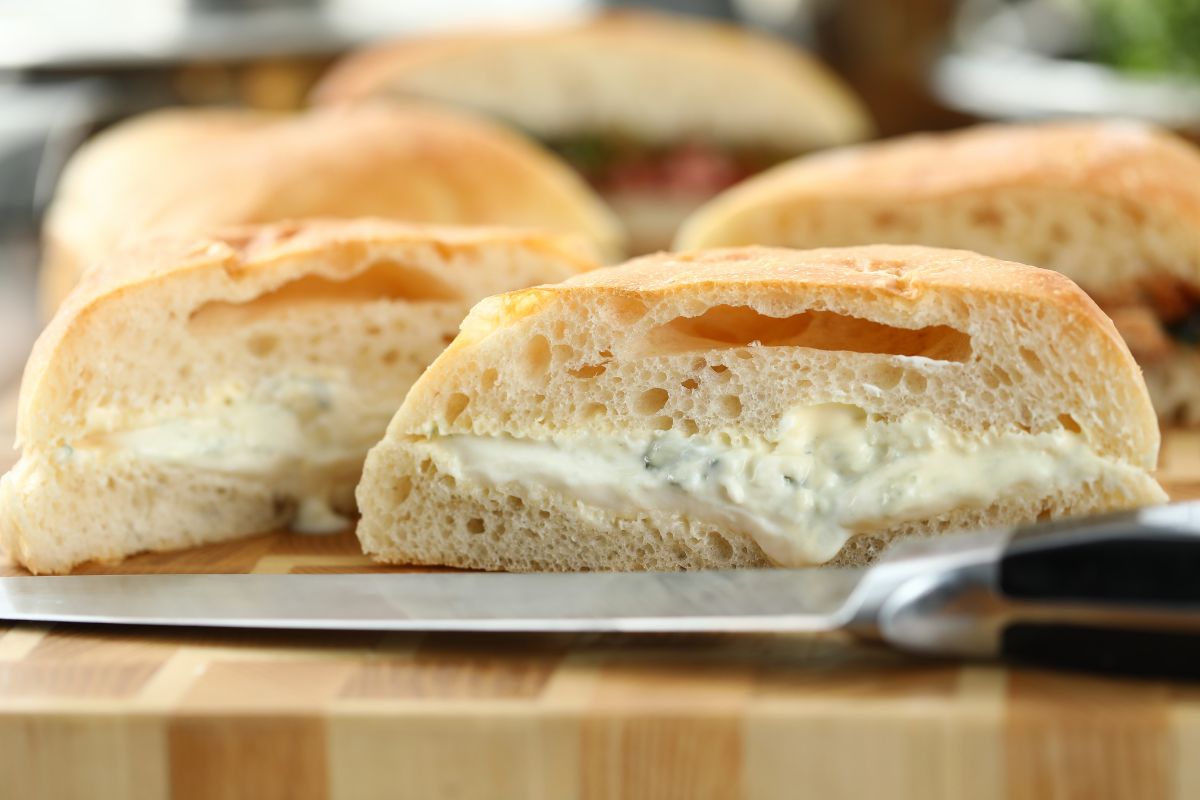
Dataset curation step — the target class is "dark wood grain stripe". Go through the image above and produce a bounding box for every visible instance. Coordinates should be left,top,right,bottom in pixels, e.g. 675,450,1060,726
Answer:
70,533,279,575
28,625,180,663
267,531,366,558
341,634,567,700
289,565,452,575
169,716,328,800
179,661,357,711
0,662,161,698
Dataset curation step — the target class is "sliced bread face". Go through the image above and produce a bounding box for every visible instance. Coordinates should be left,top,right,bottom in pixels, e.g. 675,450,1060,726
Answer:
357,245,1166,571
0,219,596,574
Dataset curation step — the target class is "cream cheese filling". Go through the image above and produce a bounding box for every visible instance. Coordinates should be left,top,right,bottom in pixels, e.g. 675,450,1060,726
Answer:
418,404,1129,565
81,377,390,533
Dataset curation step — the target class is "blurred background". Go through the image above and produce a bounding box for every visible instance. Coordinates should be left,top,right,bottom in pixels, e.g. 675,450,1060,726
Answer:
1,0,1198,385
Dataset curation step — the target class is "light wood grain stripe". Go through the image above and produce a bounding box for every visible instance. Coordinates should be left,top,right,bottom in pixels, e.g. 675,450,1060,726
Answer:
131,649,214,710
1170,685,1200,800
0,714,168,799
951,667,1008,800
0,626,46,661
329,709,578,800
540,648,605,710
580,657,752,800
179,660,357,712
251,554,373,574
1006,669,1171,800
745,641,987,800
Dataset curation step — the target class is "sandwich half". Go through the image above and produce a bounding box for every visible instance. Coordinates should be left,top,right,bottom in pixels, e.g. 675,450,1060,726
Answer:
357,245,1166,570
41,103,621,317
1,219,596,574
675,120,1200,424
313,11,871,252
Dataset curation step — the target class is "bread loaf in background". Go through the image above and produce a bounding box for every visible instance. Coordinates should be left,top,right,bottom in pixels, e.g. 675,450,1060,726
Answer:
40,103,622,317
676,121,1200,424
314,11,872,253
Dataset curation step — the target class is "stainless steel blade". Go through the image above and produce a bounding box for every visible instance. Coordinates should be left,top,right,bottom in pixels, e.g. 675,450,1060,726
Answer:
0,569,863,633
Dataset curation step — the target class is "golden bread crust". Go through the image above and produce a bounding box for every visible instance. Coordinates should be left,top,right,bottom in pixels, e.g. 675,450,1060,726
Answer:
676,121,1200,288
21,218,597,448
312,11,872,148
718,121,1200,206
40,104,623,315
464,244,1132,373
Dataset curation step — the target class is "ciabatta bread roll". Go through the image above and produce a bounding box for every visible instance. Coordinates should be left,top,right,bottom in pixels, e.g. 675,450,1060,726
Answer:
675,120,1200,424
41,103,621,317
314,12,871,252
2,219,596,574
356,245,1166,571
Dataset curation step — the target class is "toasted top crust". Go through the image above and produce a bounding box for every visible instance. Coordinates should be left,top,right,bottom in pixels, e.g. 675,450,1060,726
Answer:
461,244,1122,343
312,11,872,149
675,121,1200,289
42,103,623,306
400,245,1158,470
19,218,597,447
684,120,1200,214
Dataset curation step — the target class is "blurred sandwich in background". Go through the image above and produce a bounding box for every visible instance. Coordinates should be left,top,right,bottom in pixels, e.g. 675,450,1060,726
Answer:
40,102,622,317
313,11,872,253
677,120,1200,425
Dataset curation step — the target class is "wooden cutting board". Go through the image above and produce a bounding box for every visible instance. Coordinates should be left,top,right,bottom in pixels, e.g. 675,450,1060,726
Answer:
2,383,1200,800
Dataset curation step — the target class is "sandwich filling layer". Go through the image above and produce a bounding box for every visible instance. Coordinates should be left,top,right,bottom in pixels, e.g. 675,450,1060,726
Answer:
545,136,794,197
415,403,1131,565
75,376,393,533
1098,277,1200,424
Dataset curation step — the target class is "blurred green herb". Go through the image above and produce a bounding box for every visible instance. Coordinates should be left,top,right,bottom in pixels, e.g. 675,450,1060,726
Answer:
547,135,618,178
1088,0,1200,77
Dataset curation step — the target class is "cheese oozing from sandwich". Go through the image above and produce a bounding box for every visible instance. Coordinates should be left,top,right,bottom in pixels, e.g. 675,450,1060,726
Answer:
413,403,1130,565
78,376,393,533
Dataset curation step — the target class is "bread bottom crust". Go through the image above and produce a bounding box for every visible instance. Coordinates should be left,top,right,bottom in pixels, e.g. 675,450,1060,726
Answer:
0,452,360,574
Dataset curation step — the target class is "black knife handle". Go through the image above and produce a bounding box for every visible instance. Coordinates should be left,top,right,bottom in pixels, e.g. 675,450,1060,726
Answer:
997,507,1200,678
862,505,1200,678
1000,511,1200,603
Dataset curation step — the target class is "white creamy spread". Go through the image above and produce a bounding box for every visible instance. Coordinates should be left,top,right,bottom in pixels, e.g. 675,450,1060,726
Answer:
91,376,389,533
418,404,1125,565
